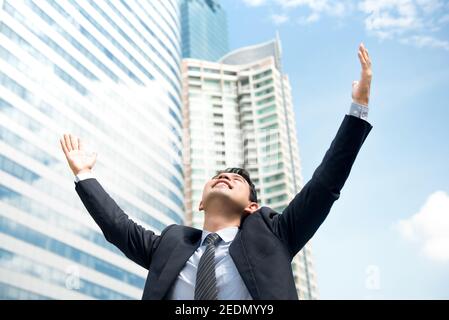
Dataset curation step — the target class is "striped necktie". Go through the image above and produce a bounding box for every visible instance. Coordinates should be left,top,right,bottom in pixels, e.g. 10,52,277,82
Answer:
194,232,222,300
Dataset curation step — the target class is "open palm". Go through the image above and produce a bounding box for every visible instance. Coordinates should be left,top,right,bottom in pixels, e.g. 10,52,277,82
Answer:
60,134,97,176
352,43,372,107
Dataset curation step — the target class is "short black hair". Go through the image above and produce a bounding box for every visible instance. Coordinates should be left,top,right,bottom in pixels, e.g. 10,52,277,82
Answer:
215,167,257,203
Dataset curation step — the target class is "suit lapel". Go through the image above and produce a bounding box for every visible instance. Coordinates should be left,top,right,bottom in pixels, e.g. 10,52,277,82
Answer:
229,229,260,300
151,230,202,299
146,225,260,300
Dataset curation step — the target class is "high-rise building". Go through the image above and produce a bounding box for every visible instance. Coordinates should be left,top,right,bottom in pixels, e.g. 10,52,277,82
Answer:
0,0,183,299
180,0,229,61
182,36,319,299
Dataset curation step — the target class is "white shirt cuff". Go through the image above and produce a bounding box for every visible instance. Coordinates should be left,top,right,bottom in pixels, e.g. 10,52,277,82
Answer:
348,102,369,121
74,171,95,183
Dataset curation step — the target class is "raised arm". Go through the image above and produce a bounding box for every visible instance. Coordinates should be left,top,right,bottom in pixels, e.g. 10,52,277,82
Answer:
60,134,162,269
273,43,374,258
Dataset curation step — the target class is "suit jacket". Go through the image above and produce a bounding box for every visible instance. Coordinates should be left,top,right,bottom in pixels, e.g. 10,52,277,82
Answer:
75,115,373,300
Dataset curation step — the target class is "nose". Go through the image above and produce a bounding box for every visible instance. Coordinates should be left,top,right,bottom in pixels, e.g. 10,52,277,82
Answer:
217,173,231,181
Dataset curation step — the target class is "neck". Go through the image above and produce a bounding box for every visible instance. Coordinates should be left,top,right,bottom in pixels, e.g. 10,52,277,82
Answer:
202,208,241,233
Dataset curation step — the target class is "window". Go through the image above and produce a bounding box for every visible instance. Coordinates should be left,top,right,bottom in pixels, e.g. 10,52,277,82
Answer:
253,69,272,80
263,173,285,183
257,104,276,114
265,183,286,193
266,194,288,204
204,68,220,74
254,78,273,89
256,96,275,106
258,114,277,124
255,87,274,97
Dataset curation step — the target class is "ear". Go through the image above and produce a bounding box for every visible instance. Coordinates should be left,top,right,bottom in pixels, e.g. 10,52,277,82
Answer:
198,200,204,211
243,202,259,215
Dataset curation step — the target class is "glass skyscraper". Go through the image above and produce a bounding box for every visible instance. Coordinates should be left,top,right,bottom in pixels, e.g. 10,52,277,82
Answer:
0,0,183,299
182,37,319,299
180,0,229,61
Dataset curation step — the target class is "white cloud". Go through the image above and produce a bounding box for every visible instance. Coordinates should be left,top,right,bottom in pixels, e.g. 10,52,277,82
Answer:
276,0,330,10
276,0,349,17
358,0,449,50
358,0,422,39
400,35,449,51
397,191,449,262
271,13,290,24
416,0,445,14
241,0,449,51
297,12,321,24
242,0,268,6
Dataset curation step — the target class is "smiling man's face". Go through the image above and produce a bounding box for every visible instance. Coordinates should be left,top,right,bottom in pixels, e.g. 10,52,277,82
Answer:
199,171,256,214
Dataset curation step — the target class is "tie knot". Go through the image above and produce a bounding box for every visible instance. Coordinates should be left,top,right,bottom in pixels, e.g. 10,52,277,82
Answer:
204,233,221,246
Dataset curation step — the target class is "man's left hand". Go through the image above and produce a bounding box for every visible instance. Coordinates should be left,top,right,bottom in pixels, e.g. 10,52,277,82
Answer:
352,43,372,107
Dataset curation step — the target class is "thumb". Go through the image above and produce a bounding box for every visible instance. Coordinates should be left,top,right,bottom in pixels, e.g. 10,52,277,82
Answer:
352,80,358,87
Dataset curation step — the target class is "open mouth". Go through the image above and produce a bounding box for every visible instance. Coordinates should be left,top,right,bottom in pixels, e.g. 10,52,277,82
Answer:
213,180,232,189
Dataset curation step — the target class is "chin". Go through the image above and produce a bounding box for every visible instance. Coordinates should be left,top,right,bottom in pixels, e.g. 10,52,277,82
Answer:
208,188,232,197
204,189,234,203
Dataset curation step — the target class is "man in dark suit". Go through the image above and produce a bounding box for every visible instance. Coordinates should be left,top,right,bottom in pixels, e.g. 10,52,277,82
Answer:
60,44,373,300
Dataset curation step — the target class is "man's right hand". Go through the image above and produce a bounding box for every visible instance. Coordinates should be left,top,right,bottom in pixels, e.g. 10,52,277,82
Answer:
60,134,97,176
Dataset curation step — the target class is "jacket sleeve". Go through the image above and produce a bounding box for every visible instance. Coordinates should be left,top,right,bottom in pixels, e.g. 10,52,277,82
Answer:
75,178,167,269
273,115,373,258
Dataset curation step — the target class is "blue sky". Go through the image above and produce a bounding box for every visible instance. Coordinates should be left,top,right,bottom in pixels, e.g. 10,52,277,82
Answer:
222,0,449,299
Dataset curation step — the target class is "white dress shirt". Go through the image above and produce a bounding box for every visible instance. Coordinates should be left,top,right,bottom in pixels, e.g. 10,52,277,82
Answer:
166,226,253,300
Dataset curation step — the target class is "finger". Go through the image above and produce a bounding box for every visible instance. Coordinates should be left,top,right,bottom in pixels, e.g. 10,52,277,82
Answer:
358,51,367,67
360,52,369,69
78,137,84,150
362,47,370,65
60,138,69,157
69,134,78,150
364,47,370,59
359,42,365,55
360,43,371,64
64,134,72,152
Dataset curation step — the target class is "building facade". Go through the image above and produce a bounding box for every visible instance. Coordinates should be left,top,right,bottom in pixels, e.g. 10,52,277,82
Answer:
180,0,229,61
182,37,319,299
0,0,183,299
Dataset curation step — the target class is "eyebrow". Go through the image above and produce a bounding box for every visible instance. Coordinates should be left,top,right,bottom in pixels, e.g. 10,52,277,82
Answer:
213,173,245,181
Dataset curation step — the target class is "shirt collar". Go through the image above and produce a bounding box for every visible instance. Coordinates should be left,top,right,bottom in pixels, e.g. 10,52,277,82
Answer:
201,226,239,245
